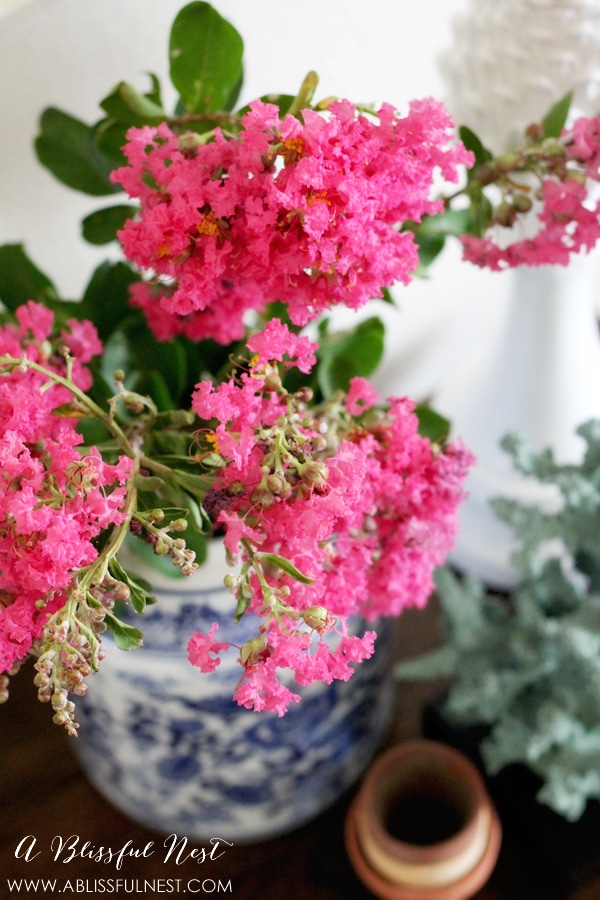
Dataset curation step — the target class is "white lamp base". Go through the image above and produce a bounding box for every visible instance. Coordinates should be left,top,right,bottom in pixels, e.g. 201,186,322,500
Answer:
435,255,600,588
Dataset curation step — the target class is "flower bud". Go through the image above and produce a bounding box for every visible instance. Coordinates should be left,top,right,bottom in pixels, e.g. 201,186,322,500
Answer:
525,122,544,143
91,607,106,624
295,482,312,501
240,636,266,666
495,152,519,173
52,690,69,710
224,574,241,593
263,372,282,392
227,480,247,498
52,709,70,726
122,393,145,413
250,483,275,508
295,386,314,403
302,606,330,631
113,581,131,603
300,461,329,485
166,409,196,426
493,201,517,228
170,518,188,532
266,474,286,495
178,132,203,154
473,161,496,186
311,435,328,453
512,193,533,213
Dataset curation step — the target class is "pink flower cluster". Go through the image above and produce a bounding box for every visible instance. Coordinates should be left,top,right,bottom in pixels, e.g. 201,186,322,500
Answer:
187,320,473,714
463,116,600,270
112,98,472,344
0,303,131,673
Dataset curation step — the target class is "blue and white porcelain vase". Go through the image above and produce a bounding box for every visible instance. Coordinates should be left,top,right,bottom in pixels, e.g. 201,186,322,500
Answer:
73,541,395,843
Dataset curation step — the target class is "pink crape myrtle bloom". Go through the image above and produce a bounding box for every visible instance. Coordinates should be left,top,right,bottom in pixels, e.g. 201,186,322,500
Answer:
112,99,472,344
246,318,317,374
462,177,600,270
344,376,380,415
187,321,473,714
566,116,600,178
187,622,229,673
462,115,600,270
0,305,132,672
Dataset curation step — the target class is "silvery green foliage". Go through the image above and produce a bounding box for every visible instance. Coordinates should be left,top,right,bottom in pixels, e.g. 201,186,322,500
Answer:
399,419,600,821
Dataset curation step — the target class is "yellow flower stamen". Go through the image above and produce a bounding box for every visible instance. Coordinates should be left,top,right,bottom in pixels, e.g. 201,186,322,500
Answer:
197,213,220,237
206,431,221,454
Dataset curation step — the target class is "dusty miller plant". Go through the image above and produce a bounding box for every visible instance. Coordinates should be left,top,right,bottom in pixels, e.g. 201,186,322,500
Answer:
398,419,600,821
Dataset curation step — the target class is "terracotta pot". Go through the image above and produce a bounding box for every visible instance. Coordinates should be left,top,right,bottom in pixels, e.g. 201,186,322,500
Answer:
345,739,502,900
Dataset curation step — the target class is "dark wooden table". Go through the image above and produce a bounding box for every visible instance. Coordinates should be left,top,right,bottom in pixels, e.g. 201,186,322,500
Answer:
2,601,599,900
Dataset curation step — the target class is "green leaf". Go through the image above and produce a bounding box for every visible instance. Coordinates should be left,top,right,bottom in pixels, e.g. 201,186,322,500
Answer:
235,586,250,621
169,2,244,113
145,431,194,459
179,493,211,534
224,72,244,114
418,207,473,237
409,208,474,274
317,317,385,397
541,91,573,139
93,118,130,166
100,81,166,126
80,261,138,341
145,73,163,108
413,230,446,271
35,108,120,196
258,553,314,584
380,287,396,305
459,125,493,168
171,469,213,499
75,414,113,448
414,405,451,443
0,244,58,311
134,474,167,492
122,324,190,408
97,330,133,389
467,187,494,237
141,369,177,412
81,205,138,245
104,612,145,650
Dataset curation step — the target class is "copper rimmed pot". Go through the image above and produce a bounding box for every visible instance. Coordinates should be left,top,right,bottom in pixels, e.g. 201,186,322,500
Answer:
345,739,502,900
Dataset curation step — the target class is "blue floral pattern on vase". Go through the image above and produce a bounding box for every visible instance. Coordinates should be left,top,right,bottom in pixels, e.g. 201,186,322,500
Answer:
73,545,395,842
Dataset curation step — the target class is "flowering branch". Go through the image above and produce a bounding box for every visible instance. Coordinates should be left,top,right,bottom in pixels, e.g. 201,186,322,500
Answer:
0,353,137,456
0,0,485,730
185,319,473,715
32,454,141,735
412,92,600,270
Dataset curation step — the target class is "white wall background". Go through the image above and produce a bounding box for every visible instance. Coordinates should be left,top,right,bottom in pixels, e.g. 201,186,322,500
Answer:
0,0,524,403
